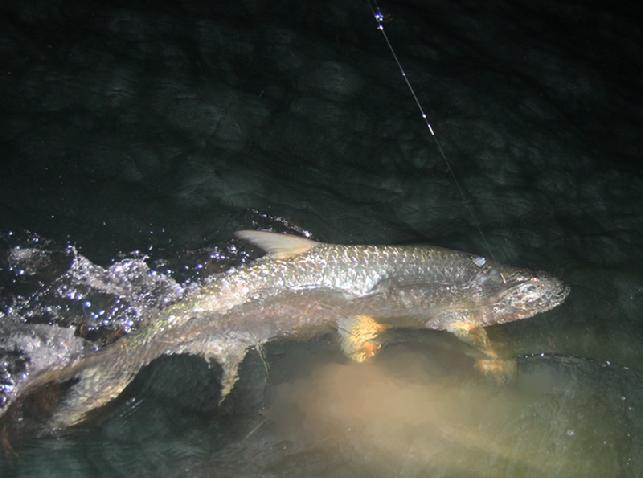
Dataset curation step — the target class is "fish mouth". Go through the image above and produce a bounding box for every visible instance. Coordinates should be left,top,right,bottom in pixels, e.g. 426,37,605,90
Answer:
535,273,570,310
491,272,570,323
552,282,571,307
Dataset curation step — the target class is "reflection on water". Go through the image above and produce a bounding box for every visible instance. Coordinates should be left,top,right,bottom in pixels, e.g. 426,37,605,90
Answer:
198,338,641,478
267,353,515,477
259,347,635,477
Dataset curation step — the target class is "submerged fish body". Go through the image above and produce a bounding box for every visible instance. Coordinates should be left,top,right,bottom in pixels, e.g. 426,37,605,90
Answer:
1,231,569,428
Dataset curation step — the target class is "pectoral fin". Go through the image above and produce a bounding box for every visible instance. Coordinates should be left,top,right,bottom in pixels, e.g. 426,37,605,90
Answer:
337,315,387,363
446,320,497,357
446,320,516,382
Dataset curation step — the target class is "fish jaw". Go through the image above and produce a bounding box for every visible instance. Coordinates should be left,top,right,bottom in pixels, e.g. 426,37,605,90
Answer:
486,271,570,325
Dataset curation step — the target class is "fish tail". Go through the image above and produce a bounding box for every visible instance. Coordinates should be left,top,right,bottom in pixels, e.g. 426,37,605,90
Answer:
47,343,148,429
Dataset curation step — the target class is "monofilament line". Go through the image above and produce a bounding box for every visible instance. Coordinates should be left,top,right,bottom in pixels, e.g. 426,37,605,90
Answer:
370,4,435,136
367,0,498,264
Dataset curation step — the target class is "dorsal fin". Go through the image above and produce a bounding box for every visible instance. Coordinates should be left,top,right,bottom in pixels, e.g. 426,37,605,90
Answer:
234,230,319,259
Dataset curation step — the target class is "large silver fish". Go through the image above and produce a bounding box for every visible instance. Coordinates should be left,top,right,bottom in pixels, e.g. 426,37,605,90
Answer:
1,230,569,429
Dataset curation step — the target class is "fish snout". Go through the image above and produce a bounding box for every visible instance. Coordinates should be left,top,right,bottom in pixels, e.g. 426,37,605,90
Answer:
492,271,569,324
524,272,570,311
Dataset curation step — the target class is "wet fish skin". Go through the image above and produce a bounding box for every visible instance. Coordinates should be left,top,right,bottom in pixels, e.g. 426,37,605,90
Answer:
180,240,569,331
1,231,569,429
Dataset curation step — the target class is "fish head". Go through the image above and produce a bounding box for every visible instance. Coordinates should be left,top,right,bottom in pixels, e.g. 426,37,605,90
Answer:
484,268,570,324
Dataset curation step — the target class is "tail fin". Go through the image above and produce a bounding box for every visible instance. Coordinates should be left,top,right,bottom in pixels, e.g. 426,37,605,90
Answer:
0,323,89,424
48,335,252,429
48,343,147,429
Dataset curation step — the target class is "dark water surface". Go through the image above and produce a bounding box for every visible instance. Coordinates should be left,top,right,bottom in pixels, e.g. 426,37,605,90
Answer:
1,0,642,476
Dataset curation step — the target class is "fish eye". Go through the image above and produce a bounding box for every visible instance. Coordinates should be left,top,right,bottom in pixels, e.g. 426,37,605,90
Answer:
472,256,486,267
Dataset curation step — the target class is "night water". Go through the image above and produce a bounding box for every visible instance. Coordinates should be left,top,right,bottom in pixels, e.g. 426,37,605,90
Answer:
1,1,642,476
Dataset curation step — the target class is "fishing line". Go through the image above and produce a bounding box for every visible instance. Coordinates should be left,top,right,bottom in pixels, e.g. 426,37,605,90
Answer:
366,0,498,264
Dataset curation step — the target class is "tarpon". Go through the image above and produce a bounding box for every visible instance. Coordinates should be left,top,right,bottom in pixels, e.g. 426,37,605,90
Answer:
0,230,569,429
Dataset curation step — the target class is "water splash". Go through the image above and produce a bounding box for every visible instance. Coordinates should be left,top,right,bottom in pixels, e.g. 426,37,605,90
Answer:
0,230,223,415
0,217,306,417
